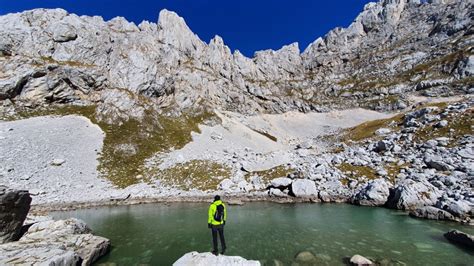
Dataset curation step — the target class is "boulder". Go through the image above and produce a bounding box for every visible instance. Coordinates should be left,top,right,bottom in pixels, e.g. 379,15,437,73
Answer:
424,156,451,171
445,200,472,218
294,251,317,263
0,186,32,243
386,179,442,210
0,218,110,265
444,230,474,249
173,251,261,266
350,254,373,265
291,179,318,198
270,177,292,188
375,128,391,136
374,140,390,153
409,206,455,221
351,179,390,206
219,179,235,191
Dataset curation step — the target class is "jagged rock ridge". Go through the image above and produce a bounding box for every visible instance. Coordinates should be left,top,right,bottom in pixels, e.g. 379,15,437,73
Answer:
0,0,472,115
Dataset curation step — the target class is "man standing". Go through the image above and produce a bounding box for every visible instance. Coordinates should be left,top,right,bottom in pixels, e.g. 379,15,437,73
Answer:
208,195,227,255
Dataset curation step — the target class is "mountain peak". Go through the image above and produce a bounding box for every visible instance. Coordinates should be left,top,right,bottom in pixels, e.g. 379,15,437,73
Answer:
157,9,205,55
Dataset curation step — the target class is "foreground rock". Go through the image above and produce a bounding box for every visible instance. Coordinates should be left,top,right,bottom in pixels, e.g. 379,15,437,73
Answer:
0,186,32,243
444,230,474,250
351,179,390,206
173,252,260,266
350,254,373,265
0,218,110,265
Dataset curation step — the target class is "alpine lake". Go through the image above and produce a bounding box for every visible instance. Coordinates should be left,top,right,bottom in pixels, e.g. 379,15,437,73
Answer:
52,202,474,265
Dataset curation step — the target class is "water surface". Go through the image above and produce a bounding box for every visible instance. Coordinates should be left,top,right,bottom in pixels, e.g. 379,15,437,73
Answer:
53,203,473,265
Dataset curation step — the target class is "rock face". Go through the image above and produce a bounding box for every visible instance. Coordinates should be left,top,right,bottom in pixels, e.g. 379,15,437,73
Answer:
0,218,110,265
173,252,261,266
351,179,390,206
0,0,472,113
444,230,474,249
0,186,32,243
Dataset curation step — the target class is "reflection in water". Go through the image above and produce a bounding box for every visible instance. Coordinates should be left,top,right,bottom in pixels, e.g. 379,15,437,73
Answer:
53,203,474,265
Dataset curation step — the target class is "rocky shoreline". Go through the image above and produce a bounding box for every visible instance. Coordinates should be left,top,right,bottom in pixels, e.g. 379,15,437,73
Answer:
0,187,110,265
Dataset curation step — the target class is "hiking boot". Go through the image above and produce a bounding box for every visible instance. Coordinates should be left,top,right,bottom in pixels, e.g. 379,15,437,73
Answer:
212,250,218,256
220,248,226,255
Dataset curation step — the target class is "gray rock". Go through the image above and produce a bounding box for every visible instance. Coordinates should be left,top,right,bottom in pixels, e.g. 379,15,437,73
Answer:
445,200,472,218
458,147,474,160
444,230,474,249
374,140,390,153
0,218,110,265
386,179,442,210
294,251,316,263
435,120,448,128
0,246,80,266
218,179,235,191
291,179,318,198
375,128,391,136
351,179,390,206
51,158,66,166
409,206,455,221
424,156,451,171
173,251,261,266
0,187,32,243
270,177,292,188
350,254,373,265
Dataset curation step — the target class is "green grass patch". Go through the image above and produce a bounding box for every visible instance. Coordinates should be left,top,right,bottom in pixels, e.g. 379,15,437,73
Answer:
340,114,404,143
154,160,231,191
385,162,410,183
336,163,377,181
413,107,473,145
40,56,96,68
245,165,295,185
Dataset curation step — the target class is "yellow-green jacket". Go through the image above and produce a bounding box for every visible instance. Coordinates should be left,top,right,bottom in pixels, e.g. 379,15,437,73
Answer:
208,200,226,225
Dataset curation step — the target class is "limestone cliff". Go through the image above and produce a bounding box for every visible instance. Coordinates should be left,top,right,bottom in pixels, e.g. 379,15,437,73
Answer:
0,0,472,115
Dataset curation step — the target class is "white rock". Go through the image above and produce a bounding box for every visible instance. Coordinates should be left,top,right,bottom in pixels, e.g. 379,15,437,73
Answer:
51,159,66,166
291,179,318,198
350,254,373,265
375,128,391,135
218,179,235,191
173,252,260,266
270,177,292,187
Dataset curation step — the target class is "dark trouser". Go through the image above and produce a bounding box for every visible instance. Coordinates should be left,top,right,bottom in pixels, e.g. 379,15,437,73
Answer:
211,224,226,252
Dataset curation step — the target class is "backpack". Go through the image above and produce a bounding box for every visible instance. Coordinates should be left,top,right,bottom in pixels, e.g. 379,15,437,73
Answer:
214,204,224,222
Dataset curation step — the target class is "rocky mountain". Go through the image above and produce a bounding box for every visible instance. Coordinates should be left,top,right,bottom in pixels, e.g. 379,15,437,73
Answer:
0,0,472,116
0,0,472,226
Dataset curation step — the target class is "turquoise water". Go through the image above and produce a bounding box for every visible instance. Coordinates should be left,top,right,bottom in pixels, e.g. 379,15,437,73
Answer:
52,203,474,265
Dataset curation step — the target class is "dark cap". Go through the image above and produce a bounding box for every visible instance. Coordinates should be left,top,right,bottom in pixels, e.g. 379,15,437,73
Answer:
214,195,220,201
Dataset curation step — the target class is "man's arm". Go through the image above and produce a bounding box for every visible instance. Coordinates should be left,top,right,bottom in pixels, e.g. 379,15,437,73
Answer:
208,204,214,225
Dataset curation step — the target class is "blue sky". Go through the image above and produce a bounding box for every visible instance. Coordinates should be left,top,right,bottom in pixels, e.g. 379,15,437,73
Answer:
0,0,373,57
